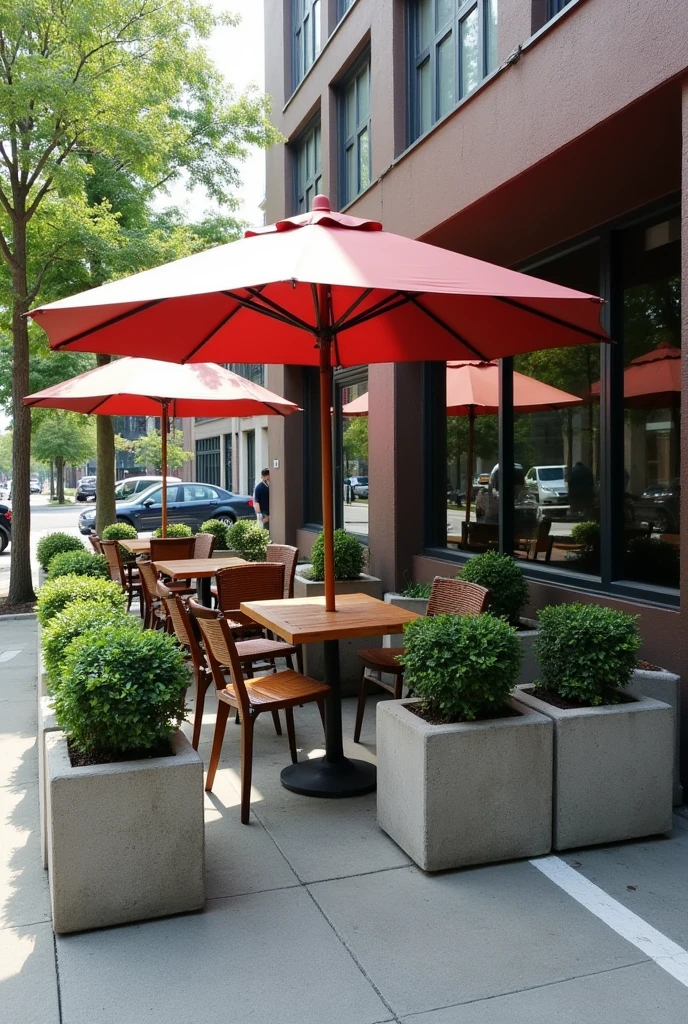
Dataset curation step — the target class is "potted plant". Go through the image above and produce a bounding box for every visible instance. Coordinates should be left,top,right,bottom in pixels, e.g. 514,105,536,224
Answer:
514,603,673,850
383,579,431,648
36,532,86,587
459,551,537,685
377,613,552,871
628,659,682,806
198,518,239,557
102,521,139,563
153,522,193,538
46,549,109,581
295,529,383,691
226,518,269,561
46,624,204,933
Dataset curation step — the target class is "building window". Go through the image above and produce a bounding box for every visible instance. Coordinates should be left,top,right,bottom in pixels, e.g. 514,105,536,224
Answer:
227,363,265,387
337,371,369,541
195,436,221,487
293,0,321,88
245,429,256,497
294,119,322,214
223,433,233,492
340,55,371,207
549,0,573,15
532,0,573,32
408,0,498,142
338,0,355,20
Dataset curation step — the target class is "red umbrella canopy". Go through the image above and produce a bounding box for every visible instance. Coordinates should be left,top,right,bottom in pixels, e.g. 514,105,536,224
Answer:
343,361,583,416
30,197,608,365
23,357,300,418
590,340,680,409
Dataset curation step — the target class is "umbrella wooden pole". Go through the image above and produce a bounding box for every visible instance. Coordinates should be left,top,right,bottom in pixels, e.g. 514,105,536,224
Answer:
465,406,475,525
161,401,169,538
317,285,336,612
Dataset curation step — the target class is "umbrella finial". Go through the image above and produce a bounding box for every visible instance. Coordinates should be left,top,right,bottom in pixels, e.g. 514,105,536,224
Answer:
312,194,331,212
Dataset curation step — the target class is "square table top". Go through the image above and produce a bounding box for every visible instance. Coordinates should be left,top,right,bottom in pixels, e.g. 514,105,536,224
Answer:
240,592,422,645
153,556,246,579
119,538,152,554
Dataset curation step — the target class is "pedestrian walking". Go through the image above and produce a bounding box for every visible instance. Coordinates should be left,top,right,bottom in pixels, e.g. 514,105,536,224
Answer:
254,468,270,529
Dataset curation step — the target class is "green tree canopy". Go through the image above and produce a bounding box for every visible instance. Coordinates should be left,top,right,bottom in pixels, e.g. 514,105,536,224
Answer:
33,412,96,502
117,428,193,474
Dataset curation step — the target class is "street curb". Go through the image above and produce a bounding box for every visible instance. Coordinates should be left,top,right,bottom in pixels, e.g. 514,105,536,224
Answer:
0,612,37,620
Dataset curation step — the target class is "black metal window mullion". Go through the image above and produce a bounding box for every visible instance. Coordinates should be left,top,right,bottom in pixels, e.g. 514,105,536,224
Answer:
294,118,322,215
195,436,221,487
293,0,321,89
498,357,514,556
423,361,447,548
340,54,371,207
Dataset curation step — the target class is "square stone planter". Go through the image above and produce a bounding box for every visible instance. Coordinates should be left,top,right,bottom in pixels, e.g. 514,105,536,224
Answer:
212,548,240,559
38,696,58,870
294,569,383,695
377,698,553,871
517,616,539,688
46,729,205,934
382,593,429,648
514,687,673,851
628,665,683,806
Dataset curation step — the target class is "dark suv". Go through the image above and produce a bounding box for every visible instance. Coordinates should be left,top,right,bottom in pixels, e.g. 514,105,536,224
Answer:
632,479,680,534
76,476,97,502
0,503,11,553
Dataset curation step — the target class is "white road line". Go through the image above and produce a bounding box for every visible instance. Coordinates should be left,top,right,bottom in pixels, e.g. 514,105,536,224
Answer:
0,649,21,662
530,855,688,988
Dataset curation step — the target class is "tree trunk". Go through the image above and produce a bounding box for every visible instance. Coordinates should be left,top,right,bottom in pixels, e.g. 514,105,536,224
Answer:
8,220,35,605
55,457,65,504
95,356,116,536
49,460,55,500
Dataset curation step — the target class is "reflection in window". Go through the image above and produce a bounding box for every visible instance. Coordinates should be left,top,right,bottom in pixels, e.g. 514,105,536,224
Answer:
195,436,221,487
621,216,680,589
340,377,369,540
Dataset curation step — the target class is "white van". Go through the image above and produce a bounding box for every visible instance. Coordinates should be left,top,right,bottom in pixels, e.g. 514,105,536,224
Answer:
524,466,568,505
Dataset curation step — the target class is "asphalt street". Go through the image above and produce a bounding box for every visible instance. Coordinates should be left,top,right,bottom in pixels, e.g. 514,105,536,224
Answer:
0,494,87,598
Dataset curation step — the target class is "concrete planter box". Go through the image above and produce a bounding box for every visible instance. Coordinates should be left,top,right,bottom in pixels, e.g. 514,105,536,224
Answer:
514,687,673,850
38,565,48,590
382,593,429,648
377,698,553,871
212,548,240,559
39,696,58,870
517,617,539,688
628,666,683,806
46,728,204,934
294,569,383,694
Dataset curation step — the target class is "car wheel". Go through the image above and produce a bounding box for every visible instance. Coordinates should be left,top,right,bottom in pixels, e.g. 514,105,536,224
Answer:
216,513,237,527
0,530,8,553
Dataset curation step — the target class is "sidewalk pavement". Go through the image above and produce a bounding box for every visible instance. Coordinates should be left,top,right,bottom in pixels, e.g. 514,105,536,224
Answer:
2,615,688,1024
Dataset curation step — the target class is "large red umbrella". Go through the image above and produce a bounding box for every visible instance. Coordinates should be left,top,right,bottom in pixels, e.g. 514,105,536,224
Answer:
591,340,680,409
31,196,607,608
344,361,582,521
24,358,299,534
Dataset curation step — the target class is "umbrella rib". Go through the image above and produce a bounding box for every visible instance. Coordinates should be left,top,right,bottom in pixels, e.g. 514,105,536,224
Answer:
332,288,373,329
50,299,165,350
408,297,489,361
335,292,411,333
492,296,608,342
239,287,316,333
180,305,250,363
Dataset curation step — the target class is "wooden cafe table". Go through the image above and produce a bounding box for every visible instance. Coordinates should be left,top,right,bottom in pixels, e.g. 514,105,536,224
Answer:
240,592,421,798
119,537,154,556
153,556,246,606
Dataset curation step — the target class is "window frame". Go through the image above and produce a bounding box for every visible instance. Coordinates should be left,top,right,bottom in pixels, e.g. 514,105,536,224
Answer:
334,365,369,541
292,0,321,89
338,52,372,208
195,435,221,488
407,0,497,144
293,117,323,215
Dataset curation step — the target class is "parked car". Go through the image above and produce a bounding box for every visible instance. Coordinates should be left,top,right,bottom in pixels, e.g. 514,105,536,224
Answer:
114,475,181,500
524,465,569,506
0,480,11,501
76,476,97,502
346,476,369,499
30,477,41,494
78,481,254,535
0,503,11,553
631,479,680,534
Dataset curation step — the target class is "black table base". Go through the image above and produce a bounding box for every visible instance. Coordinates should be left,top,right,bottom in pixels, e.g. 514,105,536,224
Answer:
280,637,377,797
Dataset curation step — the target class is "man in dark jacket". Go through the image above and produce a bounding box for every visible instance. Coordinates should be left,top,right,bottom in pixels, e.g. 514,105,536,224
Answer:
253,468,270,529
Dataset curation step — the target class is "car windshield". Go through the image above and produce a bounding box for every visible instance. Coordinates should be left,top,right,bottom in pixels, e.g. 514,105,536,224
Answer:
538,468,565,482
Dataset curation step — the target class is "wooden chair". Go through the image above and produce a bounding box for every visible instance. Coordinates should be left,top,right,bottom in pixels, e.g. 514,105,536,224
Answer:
100,539,141,612
353,577,491,743
137,557,166,630
267,543,298,598
149,535,196,596
190,602,329,822
214,562,285,635
526,518,554,562
193,532,216,559
88,533,103,554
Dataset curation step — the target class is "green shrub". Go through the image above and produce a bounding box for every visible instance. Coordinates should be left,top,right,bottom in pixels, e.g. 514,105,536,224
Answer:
402,580,432,599
54,626,189,757
624,536,679,588
400,613,522,723
36,533,85,570
310,528,364,581
459,551,529,624
37,575,127,626
227,519,269,561
535,603,640,705
571,521,600,548
42,600,138,689
198,519,229,550
46,550,109,581
102,521,139,563
153,523,193,538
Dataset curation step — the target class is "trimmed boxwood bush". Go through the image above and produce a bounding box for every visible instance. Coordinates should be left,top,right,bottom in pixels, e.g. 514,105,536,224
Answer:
459,551,529,625
102,521,139,563
153,523,193,538
570,521,600,548
46,550,109,581
199,518,229,550
399,613,522,723
37,575,127,626
36,532,85,570
227,518,269,561
54,626,189,756
309,528,364,581
535,602,641,706
42,599,138,689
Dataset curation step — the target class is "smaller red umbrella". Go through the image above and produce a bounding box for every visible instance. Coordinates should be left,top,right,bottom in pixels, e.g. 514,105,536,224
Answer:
590,340,680,409
24,358,299,534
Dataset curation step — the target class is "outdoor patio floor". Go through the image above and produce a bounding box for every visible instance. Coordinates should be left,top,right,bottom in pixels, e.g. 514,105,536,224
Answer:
2,615,688,1024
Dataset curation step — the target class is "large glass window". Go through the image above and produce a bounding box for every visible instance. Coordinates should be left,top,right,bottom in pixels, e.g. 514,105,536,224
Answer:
293,0,321,88
409,0,498,142
338,0,355,18
294,119,322,214
195,436,221,486
227,363,265,386
340,56,371,207
338,373,369,540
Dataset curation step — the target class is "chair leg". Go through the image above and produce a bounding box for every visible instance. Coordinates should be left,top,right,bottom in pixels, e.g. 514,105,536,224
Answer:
271,709,282,735
296,645,304,674
191,671,211,751
240,712,255,825
353,668,370,744
205,700,230,793
393,672,405,700
284,707,298,764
